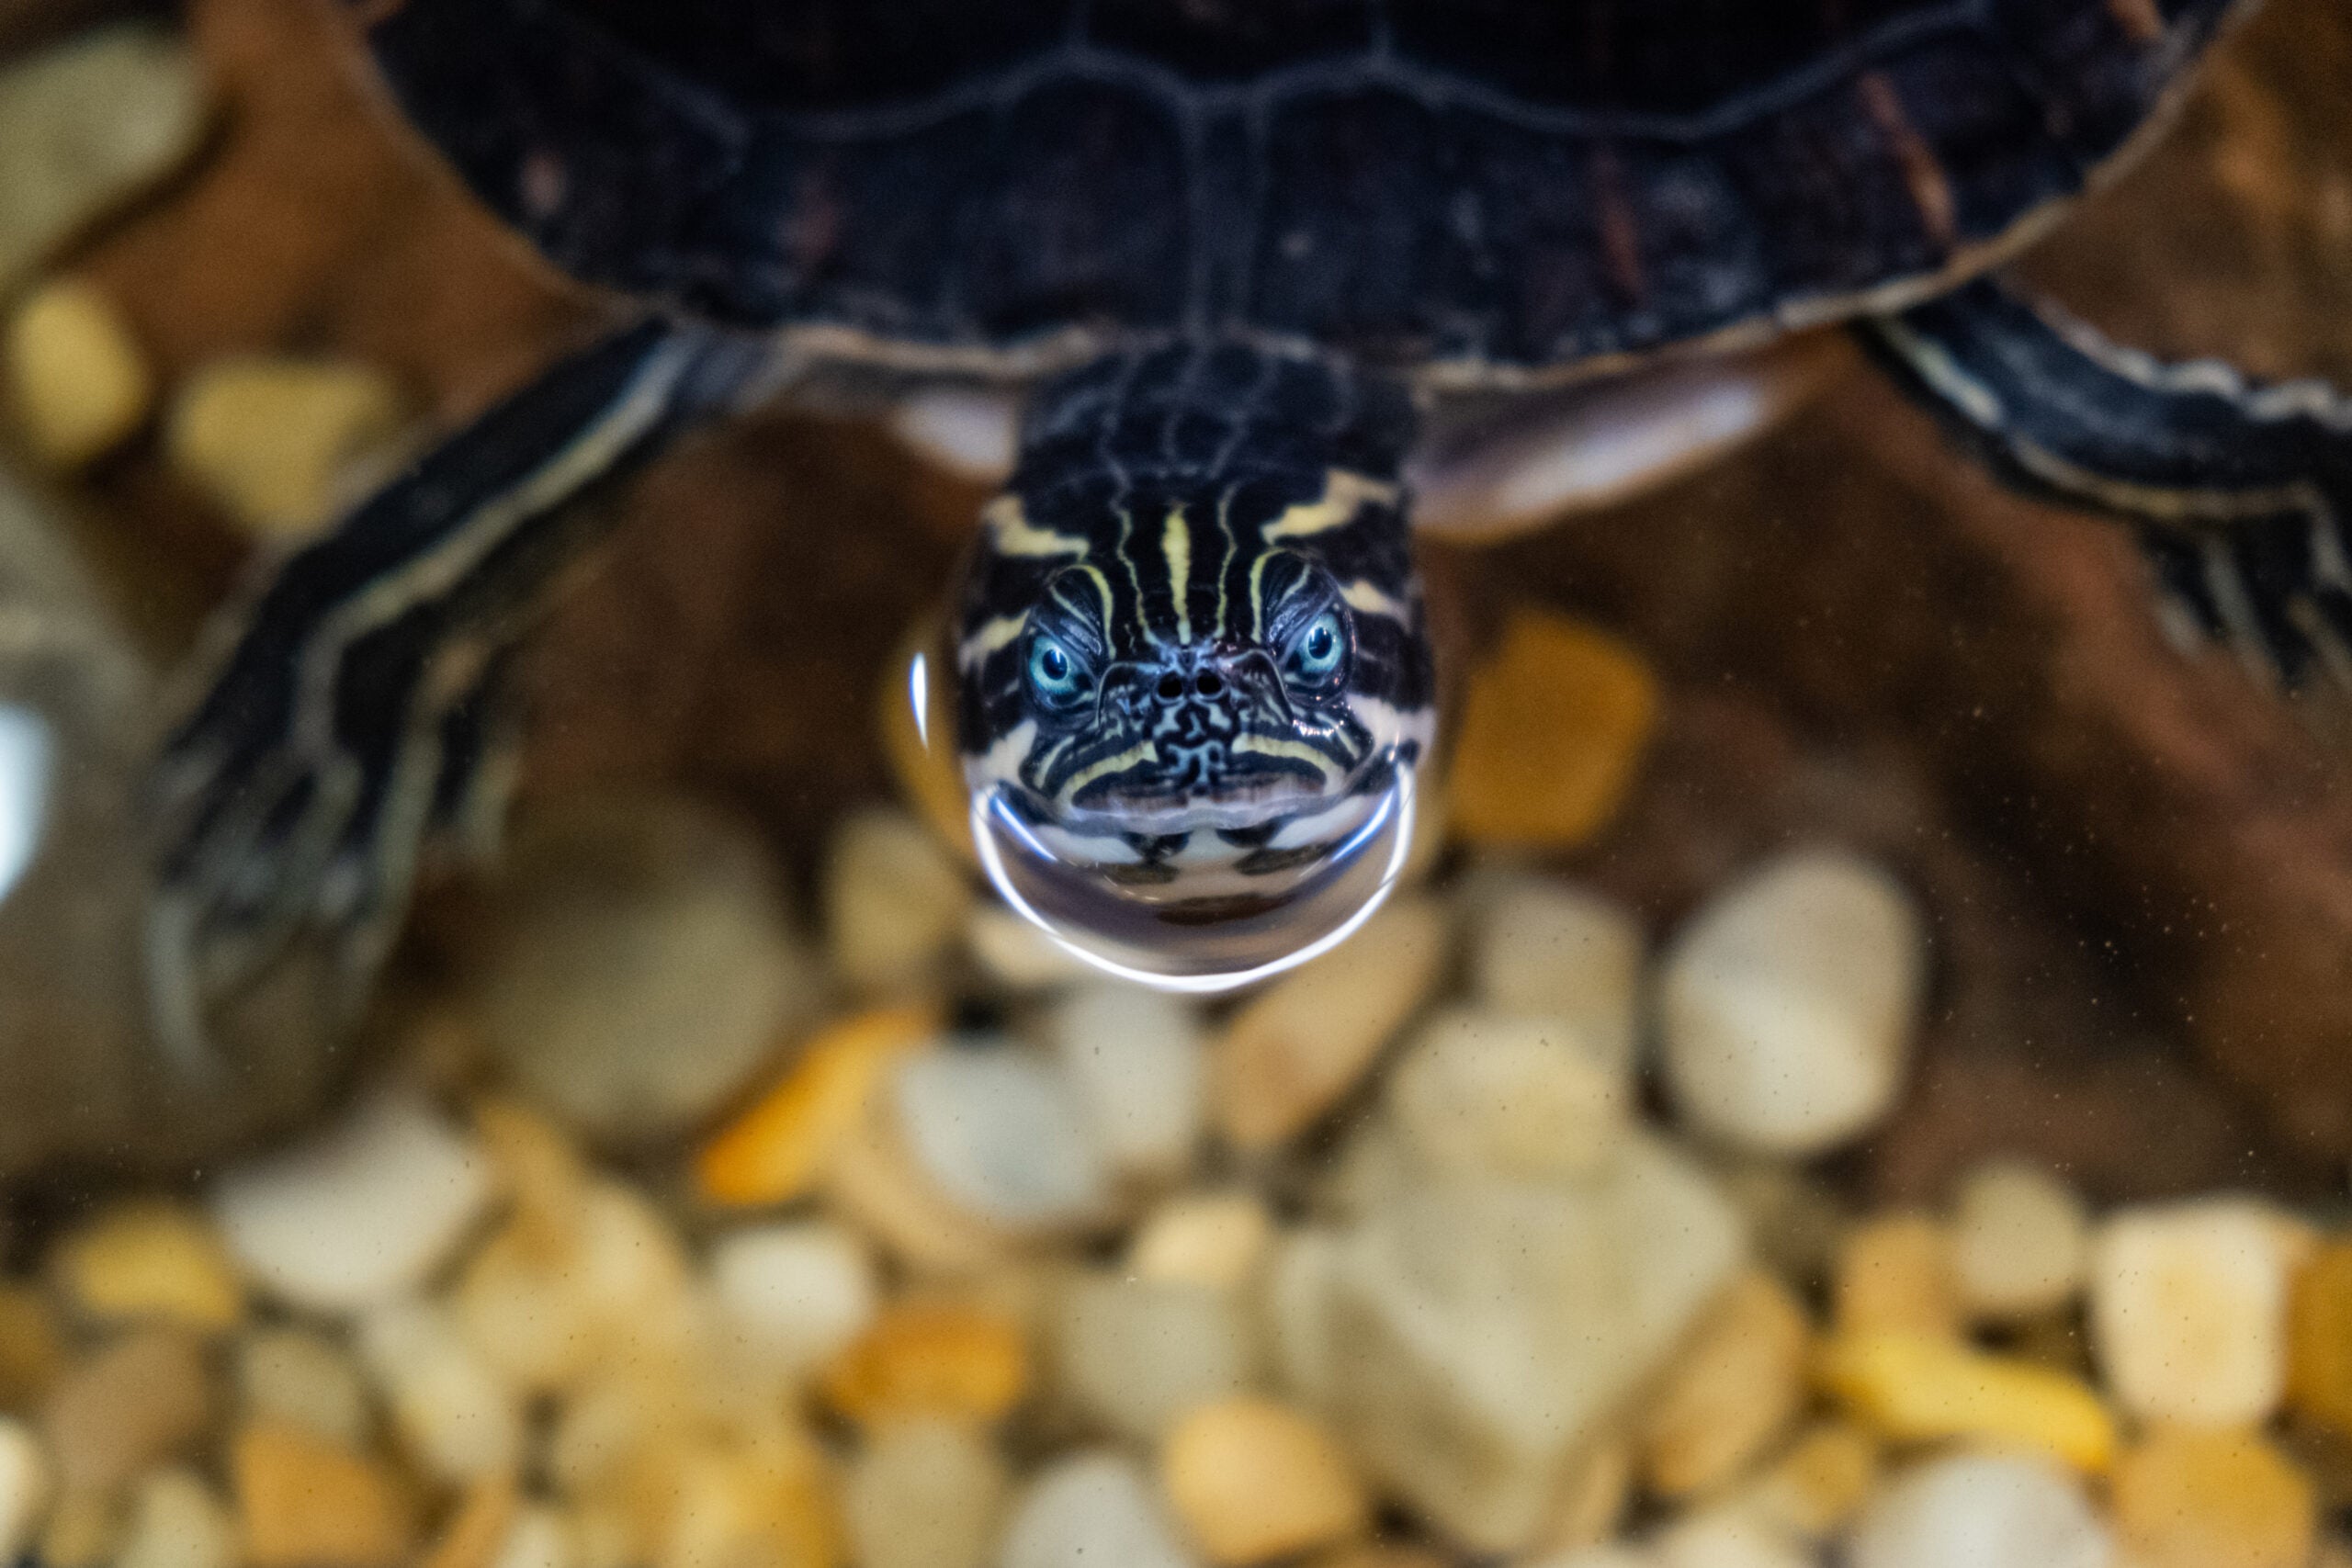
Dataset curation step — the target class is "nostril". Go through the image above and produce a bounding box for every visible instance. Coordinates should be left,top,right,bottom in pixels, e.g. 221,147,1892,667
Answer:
1156,672,1184,701
1194,671,1224,698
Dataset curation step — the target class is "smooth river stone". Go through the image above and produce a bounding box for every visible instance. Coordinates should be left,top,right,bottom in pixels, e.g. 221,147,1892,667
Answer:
467,794,817,1146
0,26,204,291
1044,983,1206,1181
1659,849,1925,1156
1315,1133,1747,1551
999,1451,1199,1568
1845,1453,2111,1568
893,1042,1109,1229
1465,869,1644,1077
209,1089,493,1314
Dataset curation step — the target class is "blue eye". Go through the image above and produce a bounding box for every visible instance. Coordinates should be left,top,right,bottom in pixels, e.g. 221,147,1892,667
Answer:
1294,610,1346,680
1027,637,1084,703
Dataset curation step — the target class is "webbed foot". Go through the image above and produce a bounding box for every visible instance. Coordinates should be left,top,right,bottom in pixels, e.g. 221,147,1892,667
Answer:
147,318,755,1068
1867,276,2352,693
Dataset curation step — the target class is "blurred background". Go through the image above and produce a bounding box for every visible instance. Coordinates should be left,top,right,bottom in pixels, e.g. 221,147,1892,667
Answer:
0,0,2345,1564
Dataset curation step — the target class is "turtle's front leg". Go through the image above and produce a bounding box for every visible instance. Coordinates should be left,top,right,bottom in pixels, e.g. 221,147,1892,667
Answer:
1863,277,2352,691
149,316,768,1068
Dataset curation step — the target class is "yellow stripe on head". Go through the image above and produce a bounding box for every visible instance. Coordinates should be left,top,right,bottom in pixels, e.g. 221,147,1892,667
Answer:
1162,506,1193,643
1340,580,1410,621
1261,468,1399,541
956,612,1029,670
1057,739,1161,804
984,494,1091,558
1232,733,1344,783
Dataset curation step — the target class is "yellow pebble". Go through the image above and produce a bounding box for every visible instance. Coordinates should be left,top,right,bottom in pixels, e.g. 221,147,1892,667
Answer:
1834,1213,1962,1340
2291,1241,2352,1436
1741,1421,1881,1540
51,1200,243,1334
1211,897,1447,1152
821,1301,1028,1427
165,355,407,537
1639,1269,1812,1499
650,1436,843,1568
417,1472,519,1568
696,1005,938,1208
1161,1396,1370,1565
232,1420,413,1568
4,277,150,466
1815,1332,2117,1473
2111,1427,2315,1568
1126,1193,1275,1292
1446,608,1657,848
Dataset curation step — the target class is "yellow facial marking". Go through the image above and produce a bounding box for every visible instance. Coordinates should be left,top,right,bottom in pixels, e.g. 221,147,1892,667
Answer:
957,612,1028,670
1072,563,1116,630
1059,739,1160,803
1340,580,1409,621
1232,733,1343,781
1262,468,1398,541
984,494,1090,558
1162,506,1193,644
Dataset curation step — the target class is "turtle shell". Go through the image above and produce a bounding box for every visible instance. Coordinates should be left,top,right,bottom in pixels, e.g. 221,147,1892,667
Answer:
365,0,2242,388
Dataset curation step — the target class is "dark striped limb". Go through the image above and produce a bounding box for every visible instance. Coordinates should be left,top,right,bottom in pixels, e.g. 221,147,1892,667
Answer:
148,315,769,1073
1864,277,2352,691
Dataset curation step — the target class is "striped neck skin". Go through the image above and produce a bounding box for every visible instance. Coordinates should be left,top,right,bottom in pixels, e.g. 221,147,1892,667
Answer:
953,340,1434,988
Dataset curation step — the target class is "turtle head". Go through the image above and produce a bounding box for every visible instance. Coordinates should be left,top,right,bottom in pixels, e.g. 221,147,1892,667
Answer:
954,452,1434,991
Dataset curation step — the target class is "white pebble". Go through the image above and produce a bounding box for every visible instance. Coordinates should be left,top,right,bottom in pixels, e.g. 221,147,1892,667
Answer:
894,1043,1109,1228
826,807,970,995
234,1327,372,1447
209,1089,493,1313
1951,1159,2090,1322
114,1469,234,1568
1044,984,1205,1180
1659,849,1924,1156
999,1450,1200,1568
846,1417,1006,1568
1387,1006,1628,1180
1846,1453,2110,1568
708,1221,877,1379
1468,870,1644,1076
0,1417,49,1560
357,1299,524,1482
1652,1507,1813,1568
2090,1196,2303,1427
492,1506,578,1568
1052,1273,1258,1442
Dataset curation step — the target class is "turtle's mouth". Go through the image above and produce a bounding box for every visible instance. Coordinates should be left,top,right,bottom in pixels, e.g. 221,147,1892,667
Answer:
967,757,1419,994
1063,771,1343,836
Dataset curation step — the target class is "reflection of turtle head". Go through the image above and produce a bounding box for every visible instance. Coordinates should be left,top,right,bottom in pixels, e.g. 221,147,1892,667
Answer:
954,343,1433,983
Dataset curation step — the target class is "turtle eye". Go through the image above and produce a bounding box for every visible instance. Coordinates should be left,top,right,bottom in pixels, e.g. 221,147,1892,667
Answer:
1026,637,1087,707
1291,610,1348,684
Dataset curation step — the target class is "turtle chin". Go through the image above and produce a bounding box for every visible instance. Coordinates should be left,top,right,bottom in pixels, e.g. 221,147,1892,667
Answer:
967,752,1419,994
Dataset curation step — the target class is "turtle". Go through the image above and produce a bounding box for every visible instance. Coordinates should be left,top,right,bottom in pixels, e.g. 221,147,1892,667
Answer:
148,0,2352,1050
